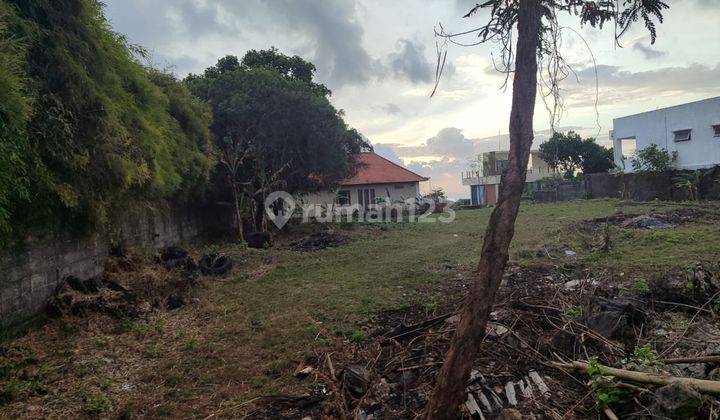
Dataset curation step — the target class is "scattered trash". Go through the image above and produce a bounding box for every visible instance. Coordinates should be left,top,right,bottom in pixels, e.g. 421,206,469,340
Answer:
343,364,371,396
620,214,676,229
563,248,577,257
294,366,314,378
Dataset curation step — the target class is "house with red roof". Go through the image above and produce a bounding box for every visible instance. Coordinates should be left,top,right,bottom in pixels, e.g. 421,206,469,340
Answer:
300,151,429,212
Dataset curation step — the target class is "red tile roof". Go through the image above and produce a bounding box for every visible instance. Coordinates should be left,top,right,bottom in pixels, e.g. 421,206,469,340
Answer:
341,152,429,186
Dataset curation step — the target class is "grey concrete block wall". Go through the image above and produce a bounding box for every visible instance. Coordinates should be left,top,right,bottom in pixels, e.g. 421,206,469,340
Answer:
0,207,201,328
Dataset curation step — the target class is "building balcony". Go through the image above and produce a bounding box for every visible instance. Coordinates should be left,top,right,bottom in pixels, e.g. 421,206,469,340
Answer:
461,167,560,186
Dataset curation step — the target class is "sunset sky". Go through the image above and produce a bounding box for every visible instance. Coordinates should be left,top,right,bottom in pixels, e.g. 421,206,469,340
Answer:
105,0,720,198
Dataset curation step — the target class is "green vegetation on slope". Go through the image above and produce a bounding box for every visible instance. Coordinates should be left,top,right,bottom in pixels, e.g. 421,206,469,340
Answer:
0,0,214,244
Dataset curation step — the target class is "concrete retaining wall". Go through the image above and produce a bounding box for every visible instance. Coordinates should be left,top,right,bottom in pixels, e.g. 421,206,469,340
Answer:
584,167,720,201
0,206,202,329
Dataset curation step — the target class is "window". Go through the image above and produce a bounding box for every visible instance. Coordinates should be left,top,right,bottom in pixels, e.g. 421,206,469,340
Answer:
713,124,720,137
356,188,375,209
673,129,692,142
336,190,350,205
394,185,404,190
496,159,508,172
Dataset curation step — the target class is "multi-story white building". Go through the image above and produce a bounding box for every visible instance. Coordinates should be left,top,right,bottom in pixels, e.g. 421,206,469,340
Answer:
461,150,558,206
612,96,720,172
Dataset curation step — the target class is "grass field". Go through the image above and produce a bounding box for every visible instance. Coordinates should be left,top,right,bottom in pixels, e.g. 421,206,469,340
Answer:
2,199,720,418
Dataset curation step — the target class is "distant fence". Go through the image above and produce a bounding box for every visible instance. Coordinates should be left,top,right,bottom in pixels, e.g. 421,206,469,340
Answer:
529,166,720,203
531,180,585,203
585,166,720,201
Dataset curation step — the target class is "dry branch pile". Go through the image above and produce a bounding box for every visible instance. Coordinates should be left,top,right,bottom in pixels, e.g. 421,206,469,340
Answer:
251,260,720,419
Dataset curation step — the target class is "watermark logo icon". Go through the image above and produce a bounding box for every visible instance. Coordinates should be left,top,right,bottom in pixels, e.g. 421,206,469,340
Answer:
264,191,296,229
264,190,456,229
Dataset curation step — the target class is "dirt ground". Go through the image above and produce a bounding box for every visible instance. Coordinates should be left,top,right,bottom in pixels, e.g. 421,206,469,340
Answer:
2,200,720,419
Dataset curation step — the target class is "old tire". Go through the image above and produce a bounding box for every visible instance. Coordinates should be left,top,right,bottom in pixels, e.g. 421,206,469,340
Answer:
199,255,233,276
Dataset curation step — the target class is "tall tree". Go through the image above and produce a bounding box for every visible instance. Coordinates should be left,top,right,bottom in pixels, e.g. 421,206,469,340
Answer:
425,1,668,418
539,131,613,177
186,51,367,237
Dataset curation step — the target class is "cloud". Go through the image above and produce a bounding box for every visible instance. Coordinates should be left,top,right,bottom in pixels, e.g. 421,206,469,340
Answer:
229,0,376,87
563,63,720,108
388,38,434,84
106,0,377,87
425,127,475,158
380,103,403,115
632,43,667,60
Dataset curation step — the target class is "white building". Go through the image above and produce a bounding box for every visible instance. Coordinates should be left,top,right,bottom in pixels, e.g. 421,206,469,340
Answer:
300,151,428,214
612,97,720,172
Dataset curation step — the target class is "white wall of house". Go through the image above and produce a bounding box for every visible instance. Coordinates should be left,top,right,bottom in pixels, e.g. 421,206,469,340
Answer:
612,97,720,172
299,182,421,217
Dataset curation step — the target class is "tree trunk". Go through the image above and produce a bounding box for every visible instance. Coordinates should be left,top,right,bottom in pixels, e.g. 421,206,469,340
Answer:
424,1,540,418
253,195,266,232
230,181,244,242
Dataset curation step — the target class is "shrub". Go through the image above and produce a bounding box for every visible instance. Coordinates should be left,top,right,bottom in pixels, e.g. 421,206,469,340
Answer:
631,144,676,173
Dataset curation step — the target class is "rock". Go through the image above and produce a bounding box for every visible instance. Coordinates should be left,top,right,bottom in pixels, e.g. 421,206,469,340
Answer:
650,381,702,419
246,231,273,249
582,297,646,341
343,364,371,396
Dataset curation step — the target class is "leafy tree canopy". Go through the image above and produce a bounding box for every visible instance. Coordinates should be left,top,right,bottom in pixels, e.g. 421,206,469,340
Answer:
186,50,367,201
539,131,613,178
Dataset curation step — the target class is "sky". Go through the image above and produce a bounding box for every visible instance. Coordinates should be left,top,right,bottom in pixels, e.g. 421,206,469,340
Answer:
104,0,720,199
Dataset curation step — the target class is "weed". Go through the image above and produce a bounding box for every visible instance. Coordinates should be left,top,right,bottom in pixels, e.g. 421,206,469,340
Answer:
623,344,661,372
94,338,109,349
0,380,21,405
587,357,628,409
349,330,367,343
83,394,111,415
181,339,199,352
714,299,720,315
423,300,438,313
115,318,147,338
264,359,290,376
621,278,650,296
144,344,164,359
398,301,412,310
153,319,165,333
97,378,112,391
563,305,582,319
